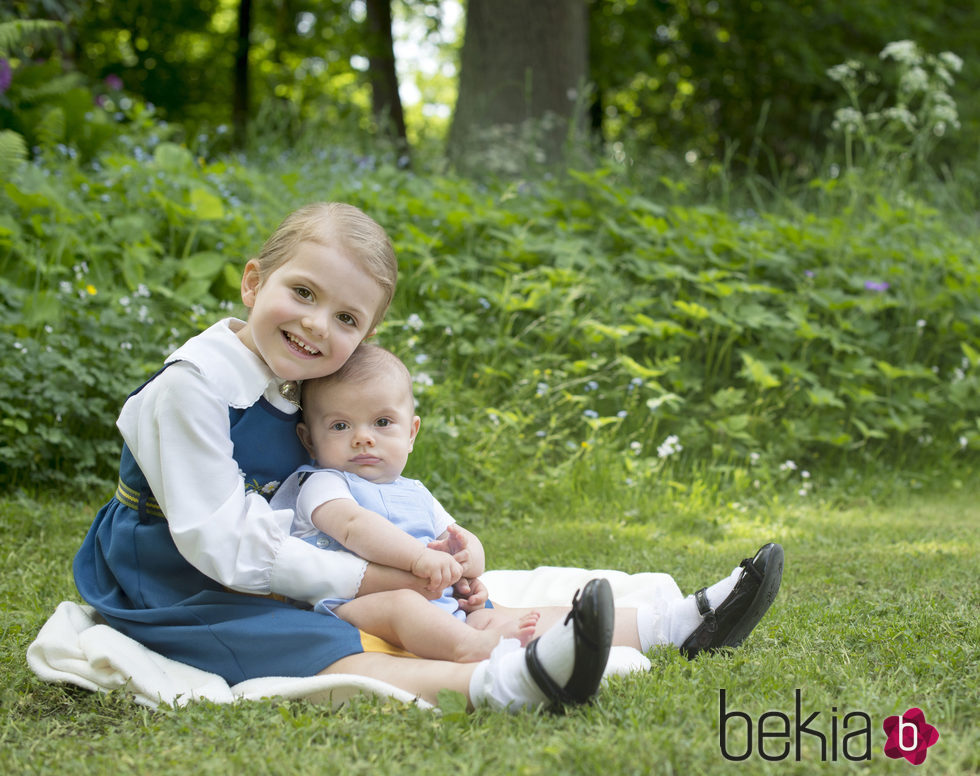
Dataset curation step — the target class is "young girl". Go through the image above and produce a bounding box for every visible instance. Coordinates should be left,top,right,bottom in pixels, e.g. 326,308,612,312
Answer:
72,202,618,712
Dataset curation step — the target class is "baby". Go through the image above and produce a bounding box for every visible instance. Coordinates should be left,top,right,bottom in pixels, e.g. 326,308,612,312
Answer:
273,343,538,662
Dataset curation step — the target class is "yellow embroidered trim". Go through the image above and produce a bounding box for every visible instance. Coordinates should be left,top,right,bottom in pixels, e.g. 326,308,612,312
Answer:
115,479,164,518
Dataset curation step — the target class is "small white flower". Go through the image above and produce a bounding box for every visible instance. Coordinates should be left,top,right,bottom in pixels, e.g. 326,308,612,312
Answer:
832,107,864,134
826,62,857,84
880,40,920,65
657,435,682,459
801,470,811,479
899,66,929,95
958,436,968,449
939,51,963,73
882,106,917,131
406,313,424,330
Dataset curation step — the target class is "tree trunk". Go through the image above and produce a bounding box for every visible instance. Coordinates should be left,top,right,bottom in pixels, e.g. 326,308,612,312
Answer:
365,0,409,155
232,0,252,149
448,0,588,172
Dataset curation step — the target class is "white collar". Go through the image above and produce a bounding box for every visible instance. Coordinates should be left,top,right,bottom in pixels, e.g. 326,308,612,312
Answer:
166,318,296,411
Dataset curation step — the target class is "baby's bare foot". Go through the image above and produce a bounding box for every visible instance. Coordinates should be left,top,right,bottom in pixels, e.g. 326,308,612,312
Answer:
512,612,540,646
455,611,542,661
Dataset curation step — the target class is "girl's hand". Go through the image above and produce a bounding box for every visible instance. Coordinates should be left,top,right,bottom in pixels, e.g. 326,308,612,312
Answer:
410,547,462,592
453,576,489,613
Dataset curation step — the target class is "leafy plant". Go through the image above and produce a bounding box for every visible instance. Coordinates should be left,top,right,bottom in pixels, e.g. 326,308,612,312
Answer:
828,40,963,174
0,80,977,492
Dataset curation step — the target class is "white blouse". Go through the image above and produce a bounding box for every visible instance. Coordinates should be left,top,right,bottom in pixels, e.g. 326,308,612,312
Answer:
116,318,368,605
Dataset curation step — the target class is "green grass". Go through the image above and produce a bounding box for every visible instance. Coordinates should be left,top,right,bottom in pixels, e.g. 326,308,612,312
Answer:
1,473,977,775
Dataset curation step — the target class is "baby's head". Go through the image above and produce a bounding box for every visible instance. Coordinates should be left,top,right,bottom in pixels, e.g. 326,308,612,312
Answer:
297,344,420,484
252,202,397,331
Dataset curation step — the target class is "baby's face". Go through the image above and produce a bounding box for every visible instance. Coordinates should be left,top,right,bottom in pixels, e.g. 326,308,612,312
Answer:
300,377,419,484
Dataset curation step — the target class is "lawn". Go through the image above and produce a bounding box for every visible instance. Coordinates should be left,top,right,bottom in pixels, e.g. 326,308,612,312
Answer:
1,473,976,775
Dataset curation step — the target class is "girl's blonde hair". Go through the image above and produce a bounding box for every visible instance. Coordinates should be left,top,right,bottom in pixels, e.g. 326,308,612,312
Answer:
252,202,397,329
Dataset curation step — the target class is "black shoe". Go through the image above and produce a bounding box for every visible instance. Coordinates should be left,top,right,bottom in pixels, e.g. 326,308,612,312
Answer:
680,542,784,660
524,577,614,710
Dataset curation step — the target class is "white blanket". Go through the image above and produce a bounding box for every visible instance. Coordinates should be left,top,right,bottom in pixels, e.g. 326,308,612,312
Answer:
28,567,681,710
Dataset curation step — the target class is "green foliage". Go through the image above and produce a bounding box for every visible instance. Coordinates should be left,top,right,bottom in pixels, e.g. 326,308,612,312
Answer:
590,0,980,171
0,128,27,174
67,0,377,144
0,57,977,491
0,18,63,57
827,41,963,174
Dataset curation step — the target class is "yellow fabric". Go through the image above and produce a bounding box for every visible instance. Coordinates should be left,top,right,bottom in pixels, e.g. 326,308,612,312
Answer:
359,631,417,658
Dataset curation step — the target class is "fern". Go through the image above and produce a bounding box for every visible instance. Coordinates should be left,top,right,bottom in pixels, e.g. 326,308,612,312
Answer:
0,19,64,58
0,129,28,175
35,105,66,148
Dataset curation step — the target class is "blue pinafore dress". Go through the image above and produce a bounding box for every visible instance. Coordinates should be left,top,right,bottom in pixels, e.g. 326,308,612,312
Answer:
73,366,365,684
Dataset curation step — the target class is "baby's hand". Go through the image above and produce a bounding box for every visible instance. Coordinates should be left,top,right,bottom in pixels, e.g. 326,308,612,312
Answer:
411,547,462,592
453,576,489,613
428,525,477,576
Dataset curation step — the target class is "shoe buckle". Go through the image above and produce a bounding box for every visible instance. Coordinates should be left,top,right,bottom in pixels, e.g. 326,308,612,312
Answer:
564,588,581,626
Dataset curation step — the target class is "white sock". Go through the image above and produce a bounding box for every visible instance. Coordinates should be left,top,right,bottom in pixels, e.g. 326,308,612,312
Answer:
604,646,652,678
469,638,546,712
637,566,742,648
469,612,580,712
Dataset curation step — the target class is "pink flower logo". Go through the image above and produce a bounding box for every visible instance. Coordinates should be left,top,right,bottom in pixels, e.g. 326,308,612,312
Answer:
883,708,939,765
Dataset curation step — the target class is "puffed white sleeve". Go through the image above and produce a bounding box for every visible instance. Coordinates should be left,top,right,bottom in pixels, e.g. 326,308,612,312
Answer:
118,364,368,604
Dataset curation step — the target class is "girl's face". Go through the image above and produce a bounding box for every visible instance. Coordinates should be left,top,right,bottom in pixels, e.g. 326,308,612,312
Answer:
237,241,385,382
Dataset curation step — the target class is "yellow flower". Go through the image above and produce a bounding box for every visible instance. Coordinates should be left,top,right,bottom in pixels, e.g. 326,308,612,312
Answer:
85,284,97,295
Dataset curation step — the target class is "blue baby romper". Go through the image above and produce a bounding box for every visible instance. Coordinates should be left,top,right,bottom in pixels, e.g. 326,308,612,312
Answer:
306,471,464,619
73,366,366,685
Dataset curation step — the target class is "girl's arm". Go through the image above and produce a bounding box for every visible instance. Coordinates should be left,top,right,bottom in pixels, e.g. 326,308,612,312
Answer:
311,499,462,592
